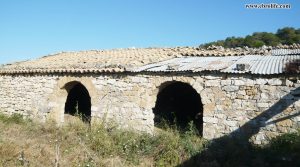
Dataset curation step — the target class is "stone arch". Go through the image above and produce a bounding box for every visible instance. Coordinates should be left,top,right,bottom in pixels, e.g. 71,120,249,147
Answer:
153,81,204,135
64,81,91,123
47,77,99,124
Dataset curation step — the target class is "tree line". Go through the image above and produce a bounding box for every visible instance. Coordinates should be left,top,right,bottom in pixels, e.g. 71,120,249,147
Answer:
201,27,300,48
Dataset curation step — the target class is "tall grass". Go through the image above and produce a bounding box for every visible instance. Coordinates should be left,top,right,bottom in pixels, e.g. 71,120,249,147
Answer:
0,113,207,166
1,113,299,166
0,113,27,124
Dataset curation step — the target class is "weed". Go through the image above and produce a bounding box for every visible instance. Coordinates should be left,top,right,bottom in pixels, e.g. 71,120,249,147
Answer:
0,113,27,124
3,113,298,166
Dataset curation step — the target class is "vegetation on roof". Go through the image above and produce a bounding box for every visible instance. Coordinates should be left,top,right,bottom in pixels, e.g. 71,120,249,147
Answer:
201,27,300,48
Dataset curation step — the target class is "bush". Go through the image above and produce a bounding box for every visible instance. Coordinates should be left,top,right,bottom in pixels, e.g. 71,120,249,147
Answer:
0,113,27,124
201,27,300,48
83,121,207,166
0,114,205,166
1,113,299,166
259,130,300,166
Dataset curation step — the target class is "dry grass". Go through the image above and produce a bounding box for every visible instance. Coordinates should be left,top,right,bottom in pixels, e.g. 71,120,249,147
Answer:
1,114,299,166
0,115,131,166
0,114,206,167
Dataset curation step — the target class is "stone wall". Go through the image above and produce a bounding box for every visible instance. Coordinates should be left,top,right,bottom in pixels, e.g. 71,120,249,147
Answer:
118,73,300,144
0,73,299,144
0,74,58,121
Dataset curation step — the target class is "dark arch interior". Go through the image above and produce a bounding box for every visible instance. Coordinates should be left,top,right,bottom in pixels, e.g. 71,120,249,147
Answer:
64,82,91,123
153,81,203,135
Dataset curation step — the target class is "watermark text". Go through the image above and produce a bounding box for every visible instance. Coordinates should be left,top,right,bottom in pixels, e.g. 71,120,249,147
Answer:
245,3,291,9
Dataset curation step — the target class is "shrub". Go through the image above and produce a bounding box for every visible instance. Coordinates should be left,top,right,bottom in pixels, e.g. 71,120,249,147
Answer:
0,114,207,166
259,129,300,166
0,113,27,124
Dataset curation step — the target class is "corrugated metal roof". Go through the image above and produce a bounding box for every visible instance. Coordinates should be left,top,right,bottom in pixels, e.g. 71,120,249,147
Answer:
0,46,259,74
271,49,300,55
1,46,300,75
135,55,300,75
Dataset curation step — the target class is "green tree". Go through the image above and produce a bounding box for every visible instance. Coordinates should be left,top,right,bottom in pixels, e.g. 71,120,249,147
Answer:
200,27,300,48
276,27,300,44
244,35,265,48
224,37,244,47
261,32,280,46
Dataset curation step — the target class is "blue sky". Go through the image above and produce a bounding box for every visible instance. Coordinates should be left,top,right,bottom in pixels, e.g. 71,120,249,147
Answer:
0,0,299,64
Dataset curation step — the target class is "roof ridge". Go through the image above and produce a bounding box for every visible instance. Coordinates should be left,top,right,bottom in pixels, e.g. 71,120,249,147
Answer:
1,44,300,74
33,43,300,60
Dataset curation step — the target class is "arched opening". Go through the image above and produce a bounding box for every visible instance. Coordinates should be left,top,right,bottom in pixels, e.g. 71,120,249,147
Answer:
64,81,91,123
153,81,203,135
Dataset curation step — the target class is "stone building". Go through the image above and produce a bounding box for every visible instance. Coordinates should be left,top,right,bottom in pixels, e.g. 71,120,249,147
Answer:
0,44,299,144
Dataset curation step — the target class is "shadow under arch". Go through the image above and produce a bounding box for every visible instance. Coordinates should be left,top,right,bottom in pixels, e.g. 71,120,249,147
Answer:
153,81,204,135
64,81,91,123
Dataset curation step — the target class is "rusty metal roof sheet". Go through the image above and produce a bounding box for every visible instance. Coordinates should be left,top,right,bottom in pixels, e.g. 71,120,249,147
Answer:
135,55,300,74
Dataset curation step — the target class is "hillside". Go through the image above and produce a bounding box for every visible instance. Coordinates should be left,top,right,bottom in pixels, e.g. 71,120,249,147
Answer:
201,27,300,48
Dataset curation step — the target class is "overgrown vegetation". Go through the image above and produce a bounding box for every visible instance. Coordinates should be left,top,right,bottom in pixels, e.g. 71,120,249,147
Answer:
182,130,300,167
0,114,299,166
0,113,206,166
0,113,27,124
201,27,300,48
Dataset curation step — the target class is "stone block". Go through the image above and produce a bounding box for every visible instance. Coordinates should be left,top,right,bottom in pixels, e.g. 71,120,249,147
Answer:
238,90,246,95
203,117,218,124
267,79,282,86
212,87,225,98
294,116,300,122
201,95,212,104
237,94,245,99
203,103,215,115
205,80,220,87
295,100,300,111
203,126,216,139
260,92,270,100
244,79,255,86
221,80,232,86
255,133,265,143
222,85,239,92
215,113,226,119
191,82,204,92
204,75,222,80
229,126,239,132
234,80,245,86
131,77,148,83
285,80,294,87
225,120,237,127
277,126,288,133
222,99,232,108
246,88,257,96
107,79,117,85
276,119,293,127
256,79,267,85
257,103,269,108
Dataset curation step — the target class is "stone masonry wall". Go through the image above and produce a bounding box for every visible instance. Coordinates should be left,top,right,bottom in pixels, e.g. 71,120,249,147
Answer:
114,74,300,144
0,73,299,144
0,74,58,121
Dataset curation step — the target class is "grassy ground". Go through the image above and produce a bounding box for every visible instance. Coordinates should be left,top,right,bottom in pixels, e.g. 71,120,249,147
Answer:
0,114,299,167
0,114,206,167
